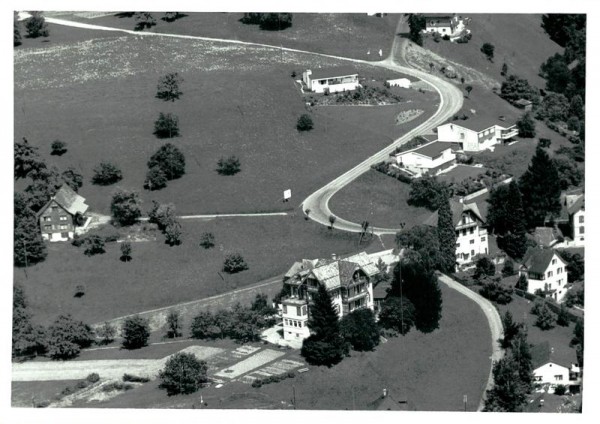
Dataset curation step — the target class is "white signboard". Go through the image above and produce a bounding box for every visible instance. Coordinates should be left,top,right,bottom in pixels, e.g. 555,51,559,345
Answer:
283,189,292,200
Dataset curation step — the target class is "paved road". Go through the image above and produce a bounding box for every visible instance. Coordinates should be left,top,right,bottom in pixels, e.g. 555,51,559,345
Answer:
437,274,504,411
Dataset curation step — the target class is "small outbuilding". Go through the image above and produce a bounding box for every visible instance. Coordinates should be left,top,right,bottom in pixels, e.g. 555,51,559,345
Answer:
386,78,411,88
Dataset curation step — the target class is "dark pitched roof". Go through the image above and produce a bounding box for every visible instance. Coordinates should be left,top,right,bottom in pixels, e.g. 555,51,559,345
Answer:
308,66,358,80
37,185,89,217
423,199,483,228
531,341,577,369
410,141,452,159
533,227,562,247
521,248,565,274
567,195,584,215
367,392,408,411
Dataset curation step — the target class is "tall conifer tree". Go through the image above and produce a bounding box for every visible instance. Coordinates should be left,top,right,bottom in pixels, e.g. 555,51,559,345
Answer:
437,197,457,273
500,181,528,259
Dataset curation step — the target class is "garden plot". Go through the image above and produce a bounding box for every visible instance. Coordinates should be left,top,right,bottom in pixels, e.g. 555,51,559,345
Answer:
241,359,305,384
214,349,285,379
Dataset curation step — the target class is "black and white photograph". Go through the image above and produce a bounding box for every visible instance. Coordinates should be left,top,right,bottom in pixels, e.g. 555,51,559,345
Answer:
5,1,596,421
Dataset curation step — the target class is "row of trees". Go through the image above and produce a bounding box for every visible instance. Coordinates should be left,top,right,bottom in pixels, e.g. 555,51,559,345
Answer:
240,13,293,31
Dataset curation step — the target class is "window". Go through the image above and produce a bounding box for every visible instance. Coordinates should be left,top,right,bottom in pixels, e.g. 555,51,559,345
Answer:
462,229,467,236
59,216,68,221
296,306,301,316
547,271,553,278
283,305,287,314
557,267,562,274
455,243,460,247
44,216,52,222
302,306,307,315
552,259,557,265
481,237,486,242
558,279,562,286
470,240,475,244
298,321,302,328
456,254,461,259
44,225,52,230
469,227,474,234
471,250,475,256
555,375,563,381
51,206,58,211
579,226,584,234
579,215,584,223
460,133,465,140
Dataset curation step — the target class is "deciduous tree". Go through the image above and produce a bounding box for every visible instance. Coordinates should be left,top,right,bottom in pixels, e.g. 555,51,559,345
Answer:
122,316,150,349
165,311,182,338
46,314,95,360
296,114,314,131
481,43,495,61
92,162,122,185
378,296,415,335
516,112,536,138
339,308,380,351
120,242,132,262
154,112,180,138
156,72,184,102
159,353,208,395
25,12,49,38
111,189,142,226
148,143,186,180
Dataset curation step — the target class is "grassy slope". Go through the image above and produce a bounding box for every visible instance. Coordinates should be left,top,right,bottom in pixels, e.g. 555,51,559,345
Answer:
17,215,371,325
12,380,81,407
423,14,563,89
15,36,435,215
80,282,491,411
69,12,400,61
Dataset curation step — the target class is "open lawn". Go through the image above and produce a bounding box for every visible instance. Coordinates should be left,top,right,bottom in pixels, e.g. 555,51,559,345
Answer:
423,14,562,89
438,164,487,184
328,170,433,229
12,380,82,407
15,21,118,49
15,34,433,215
17,215,371,325
64,12,400,62
70,282,492,411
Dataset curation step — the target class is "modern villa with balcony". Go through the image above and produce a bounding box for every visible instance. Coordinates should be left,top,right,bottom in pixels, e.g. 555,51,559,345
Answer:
302,67,360,94
280,252,379,341
436,117,518,152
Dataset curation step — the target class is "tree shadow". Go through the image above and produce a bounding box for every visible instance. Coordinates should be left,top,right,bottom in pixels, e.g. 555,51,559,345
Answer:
114,12,135,18
161,12,188,23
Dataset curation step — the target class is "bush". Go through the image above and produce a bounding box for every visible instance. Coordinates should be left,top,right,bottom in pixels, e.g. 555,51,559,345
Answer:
296,114,314,131
217,155,241,175
442,34,450,41
111,189,142,226
154,113,180,138
74,284,86,298
535,304,556,330
159,352,208,395
300,334,348,367
121,316,150,350
25,12,49,38
554,384,567,396
97,322,116,345
134,12,156,31
199,232,215,249
83,235,105,256
223,253,248,273
148,143,186,180
156,72,183,102
76,380,89,389
123,373,150,383
92,162,122,186
102,382,134,392
87,373,100,383
50,140,67,156
45,315,95,360
502,259,515,277
479,280,513,304
474,256,496,280
164,221,183,246
144,166,168,191
516,112,536,138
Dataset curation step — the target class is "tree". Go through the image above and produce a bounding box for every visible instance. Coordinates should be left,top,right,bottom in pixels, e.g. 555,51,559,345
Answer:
12,284,46,358
97,321,116,345
474,256,496,280
437,197,457,273
92,162,122,185
144,165,168,191
251,293,277,316
199,232,215,249
165,311,182,338
516,112,536,138
120,242,132,262
46,315,95,360
154,112,180,138
502,259,515,277
481,43,495,61
162,12,184,22
156,72,183,102
148,201,177,231
296,114,314,131
519,145,562,229
164,220,183,246
479,280,513,304
339,308,380,351
50,140,67,156
134,12,156,30
407,175,449,210
407,14,425,46
535,304,556,330
499,75,540,104
395,226,441,272
122,315,150,349
378,296,416,335
259,13,293,30
111,189,142,226
159,352,208,395
83,235,105,256
14,138,46,180
540,53,572,94
500,311,521,349
510,328,534,393
570,318,584,367
536,92,569,122
222,253,248,273
25,12,49,38
541,14,586,47
486,181,528,259
464,85,473,97
501,63,508,76
557,250,584,282
556,304,570,327
148,143,186,180
483,353,528,412
569,94,584,120
14,13,22,46
553,157,584,190
217,155,241,175
14,211,47,267
328,214,336,229
61,168,83,192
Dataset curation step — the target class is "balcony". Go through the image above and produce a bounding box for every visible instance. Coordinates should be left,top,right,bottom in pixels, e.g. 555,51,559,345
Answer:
342,290,368,304
455,221,477,231
499,126,518,139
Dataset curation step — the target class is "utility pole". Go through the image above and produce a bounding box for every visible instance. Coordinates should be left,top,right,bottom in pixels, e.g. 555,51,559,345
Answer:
292,385,296,409
23,239,28,279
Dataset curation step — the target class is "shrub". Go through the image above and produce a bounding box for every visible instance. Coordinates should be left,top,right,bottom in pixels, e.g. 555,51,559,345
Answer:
76,381,89,389
296,114,314,131
223,253,248,273
87,373,100,383
121,316,150,350
123,373,150,383
154,113,180,138
217,155,241,175
159,352,208,395
144,166,168,191
535,304,556,330
83,235,105,256
25,12,49,38
501,259,515,277
74,284,86,298
442,34,450,41
111,189,142,226
199,232,215,249
50,140,67,156
97,322,116,345
92,162,122,186
539,138,551,148
134,12,156,31
554,384,567,396
148,143,186,180
102,382,134,392
479,280,513,304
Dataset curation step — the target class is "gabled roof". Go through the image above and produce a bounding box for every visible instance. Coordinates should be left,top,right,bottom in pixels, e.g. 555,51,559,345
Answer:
533,227,562,248
423,199,484,228
567,194,584,215
37,185,88,217
308,66,358,80
531,341,577,370
521,248,565,275
441,116,510,133
368,393,407,410
399,141,452,159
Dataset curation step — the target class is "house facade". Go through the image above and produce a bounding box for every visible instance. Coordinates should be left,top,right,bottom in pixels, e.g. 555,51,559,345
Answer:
519,248,569,303
302,67,360,94
280,252,379,341
436,119,518,152
531,342,581,393
37,185,89,242
424,199,488,266
423,14,459,34
393,141,456,176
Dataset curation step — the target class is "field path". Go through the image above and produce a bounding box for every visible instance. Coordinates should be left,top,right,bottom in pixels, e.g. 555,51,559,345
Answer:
437,274,504,411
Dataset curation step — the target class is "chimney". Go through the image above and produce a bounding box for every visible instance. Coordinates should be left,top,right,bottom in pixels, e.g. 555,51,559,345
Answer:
332,253,337,261
383,388,388,398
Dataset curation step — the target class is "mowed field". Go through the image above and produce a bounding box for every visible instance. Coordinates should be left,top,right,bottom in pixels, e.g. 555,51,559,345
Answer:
17,215,371,325
15,33,436,216
79,282,491,411
423,14,563,89
61,12,400,61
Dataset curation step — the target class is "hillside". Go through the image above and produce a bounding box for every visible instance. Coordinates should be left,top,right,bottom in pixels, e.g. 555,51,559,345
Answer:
422,14,562,90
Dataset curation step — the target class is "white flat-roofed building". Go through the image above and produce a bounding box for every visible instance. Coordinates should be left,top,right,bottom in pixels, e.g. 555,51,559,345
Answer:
302,67,360,94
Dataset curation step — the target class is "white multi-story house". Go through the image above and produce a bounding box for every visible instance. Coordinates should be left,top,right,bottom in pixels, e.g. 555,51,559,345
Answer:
393,140,456,176
436,118,518,152
424,199,489,266
556,192,585,247
519,248,569,303
531,341,581,393
302,67,360,94
422,14,459,35
280,252,379,341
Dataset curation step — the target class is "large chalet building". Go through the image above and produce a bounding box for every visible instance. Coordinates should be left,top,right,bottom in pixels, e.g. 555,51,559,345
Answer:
37,185,89,242
424,199,489,266
280,252,380,341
